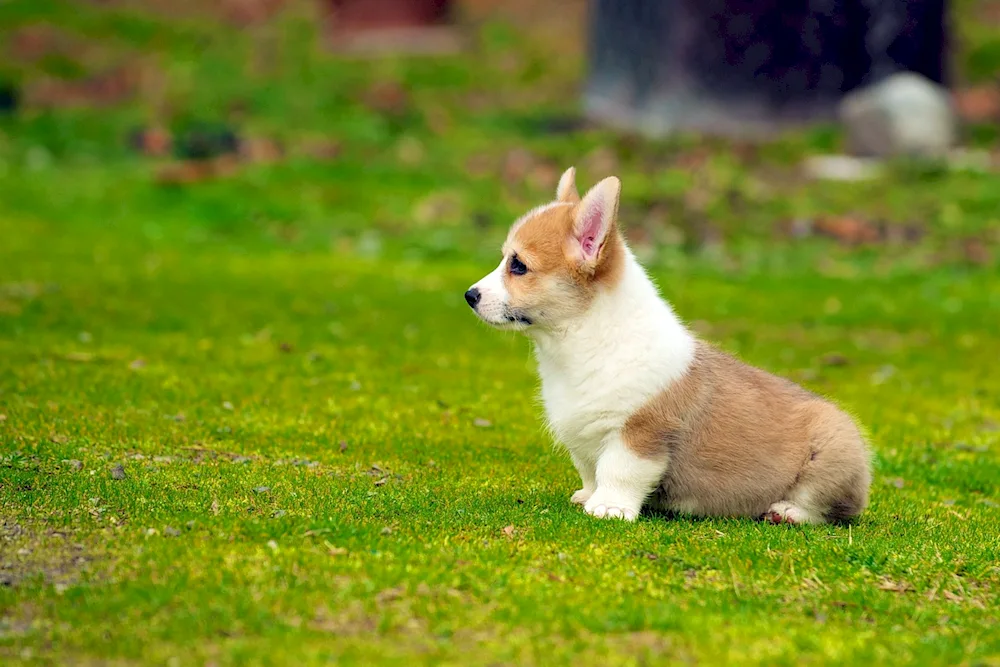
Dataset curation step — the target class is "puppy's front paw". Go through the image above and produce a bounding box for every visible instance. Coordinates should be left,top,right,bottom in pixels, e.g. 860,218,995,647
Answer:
570,488,594,505
584,492,639,522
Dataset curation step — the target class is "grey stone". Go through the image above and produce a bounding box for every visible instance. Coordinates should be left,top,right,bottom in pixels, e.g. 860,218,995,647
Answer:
840,73,956,158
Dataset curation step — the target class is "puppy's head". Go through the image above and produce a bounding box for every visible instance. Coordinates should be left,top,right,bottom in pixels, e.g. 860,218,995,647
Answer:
465,168,625,331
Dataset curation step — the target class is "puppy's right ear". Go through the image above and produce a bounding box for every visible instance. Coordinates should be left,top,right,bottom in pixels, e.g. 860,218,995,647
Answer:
556,167,580,204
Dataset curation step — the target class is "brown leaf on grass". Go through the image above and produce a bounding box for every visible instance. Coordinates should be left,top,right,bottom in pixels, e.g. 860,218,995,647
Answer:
882,221,926,246
961,237,992,266
238,136,284,164
324,541,348,556
954,85,1000,123
502,147,536,184
730,141,761,165
297,136,341,161
673,147,711,171
878,578,914,593
361,81,410,117
982,2,1000,25
129,126,172,157
502,525,515,537
26,65,141,109
583,146,618,177
423,102,454,135
128,358,147,370
220,0,288,26
155,156,240,185
8,24,70,62
814,216,882,246
683,174,714,215
530,162,560,191
375,587,404,605
821,353,850,367
943,590,963,603
473,418,492,428
413,190,463,226
465,153,494,178
396,136,425,166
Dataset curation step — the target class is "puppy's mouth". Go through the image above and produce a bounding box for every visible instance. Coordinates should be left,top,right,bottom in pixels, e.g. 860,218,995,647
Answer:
475,306,532,329
505,311,533,326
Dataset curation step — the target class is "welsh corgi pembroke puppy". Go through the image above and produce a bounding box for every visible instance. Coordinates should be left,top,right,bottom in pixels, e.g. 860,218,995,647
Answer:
464,168,871,524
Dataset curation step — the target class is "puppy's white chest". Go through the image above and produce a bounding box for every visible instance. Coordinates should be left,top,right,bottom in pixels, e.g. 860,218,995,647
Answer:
539,366,637,451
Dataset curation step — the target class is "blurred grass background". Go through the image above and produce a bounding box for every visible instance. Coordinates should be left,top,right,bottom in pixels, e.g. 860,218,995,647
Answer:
1,1,999,665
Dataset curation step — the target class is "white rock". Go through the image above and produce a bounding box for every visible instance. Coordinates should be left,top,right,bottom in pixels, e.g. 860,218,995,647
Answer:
804,154,883,181
840,73,956,158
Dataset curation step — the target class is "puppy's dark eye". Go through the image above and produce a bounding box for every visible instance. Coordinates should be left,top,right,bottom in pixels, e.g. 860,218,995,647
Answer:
509,255,528,276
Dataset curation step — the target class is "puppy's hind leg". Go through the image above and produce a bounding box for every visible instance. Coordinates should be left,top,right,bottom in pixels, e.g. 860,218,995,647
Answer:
767,405,871,525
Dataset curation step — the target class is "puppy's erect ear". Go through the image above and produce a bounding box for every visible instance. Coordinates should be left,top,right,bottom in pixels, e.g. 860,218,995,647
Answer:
556,166,580,204
570,176,620,270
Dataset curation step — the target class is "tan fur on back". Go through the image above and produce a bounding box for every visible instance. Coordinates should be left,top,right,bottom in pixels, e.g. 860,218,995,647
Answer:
624,342,871,522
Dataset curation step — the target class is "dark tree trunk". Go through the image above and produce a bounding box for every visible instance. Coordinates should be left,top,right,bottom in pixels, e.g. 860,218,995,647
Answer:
584,0,948,136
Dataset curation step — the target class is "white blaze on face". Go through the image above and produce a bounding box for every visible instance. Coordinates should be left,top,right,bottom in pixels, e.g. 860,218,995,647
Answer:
470,257,510,325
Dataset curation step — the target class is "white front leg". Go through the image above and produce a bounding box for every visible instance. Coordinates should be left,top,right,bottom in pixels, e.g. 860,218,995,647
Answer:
569,451,597,505
583,433,668,521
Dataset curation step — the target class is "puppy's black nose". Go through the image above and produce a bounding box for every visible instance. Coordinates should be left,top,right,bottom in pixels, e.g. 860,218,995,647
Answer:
464,288,481,308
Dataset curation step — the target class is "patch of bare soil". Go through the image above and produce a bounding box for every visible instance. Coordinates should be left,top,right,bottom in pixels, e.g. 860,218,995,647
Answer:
0,521,104,590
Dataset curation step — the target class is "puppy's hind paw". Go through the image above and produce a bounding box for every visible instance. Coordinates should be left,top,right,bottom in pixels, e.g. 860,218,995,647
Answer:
570,488,594,505
764,502,820,525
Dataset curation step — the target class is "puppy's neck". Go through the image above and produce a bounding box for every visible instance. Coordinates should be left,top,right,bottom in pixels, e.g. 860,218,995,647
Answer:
528,246,694,369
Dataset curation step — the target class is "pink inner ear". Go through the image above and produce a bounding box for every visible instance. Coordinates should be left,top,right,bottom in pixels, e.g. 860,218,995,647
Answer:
577,202,603,260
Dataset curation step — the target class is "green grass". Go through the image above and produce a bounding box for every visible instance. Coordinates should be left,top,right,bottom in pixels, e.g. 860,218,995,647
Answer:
2,1,1000,665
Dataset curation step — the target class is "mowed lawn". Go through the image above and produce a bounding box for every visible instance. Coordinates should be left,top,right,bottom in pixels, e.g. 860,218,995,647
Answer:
2,205,999,665
2,1,1000,664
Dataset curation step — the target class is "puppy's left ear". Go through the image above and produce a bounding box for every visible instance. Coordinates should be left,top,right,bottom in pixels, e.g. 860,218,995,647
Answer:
556,167,580,204
570,176,620,271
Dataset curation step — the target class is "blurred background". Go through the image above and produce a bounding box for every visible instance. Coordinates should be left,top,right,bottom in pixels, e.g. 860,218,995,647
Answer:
0,0,998,274
2,7,1000,662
